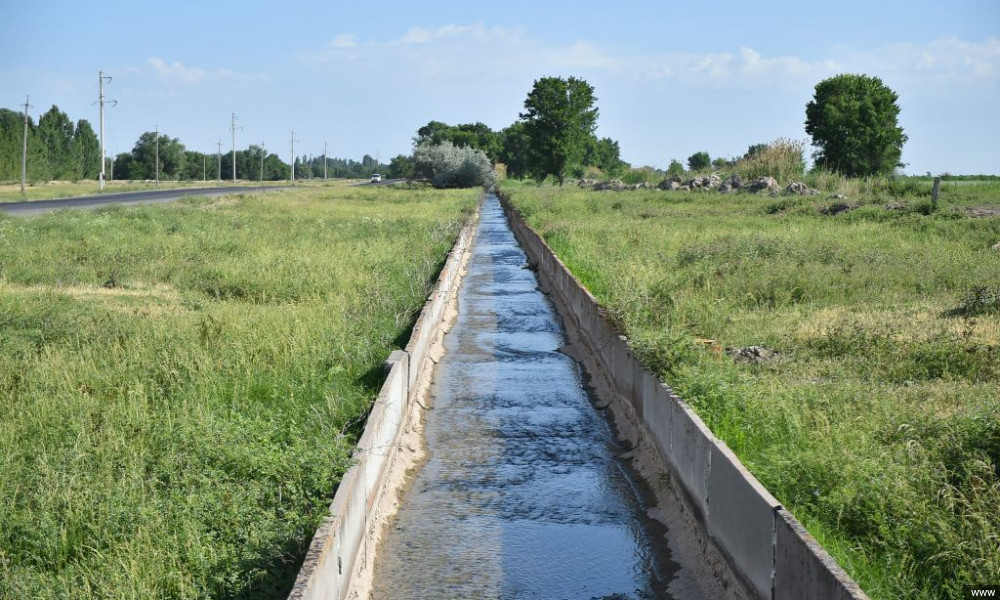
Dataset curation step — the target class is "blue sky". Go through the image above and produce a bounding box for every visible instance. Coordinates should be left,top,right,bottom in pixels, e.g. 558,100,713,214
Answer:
2,0,998,175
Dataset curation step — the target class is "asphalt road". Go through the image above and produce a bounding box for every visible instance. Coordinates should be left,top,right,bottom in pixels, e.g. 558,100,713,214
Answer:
356,178,405,187
0,186,287,216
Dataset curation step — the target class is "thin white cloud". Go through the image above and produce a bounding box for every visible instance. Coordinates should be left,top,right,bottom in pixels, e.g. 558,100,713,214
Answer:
304,25,999,95
147,57,237,84
330,34,358,48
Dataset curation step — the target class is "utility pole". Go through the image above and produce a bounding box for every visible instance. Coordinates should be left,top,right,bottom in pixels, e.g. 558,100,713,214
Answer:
230,113,242,183
97,71,115,191
20,95,32,196
260,141,266,184
203,154,206,182
154,125,160,185
217,140,222,184
289,130,300,182
324,141,328,181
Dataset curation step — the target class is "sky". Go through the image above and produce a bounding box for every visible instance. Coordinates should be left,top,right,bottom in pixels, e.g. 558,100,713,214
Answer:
2,0,998,175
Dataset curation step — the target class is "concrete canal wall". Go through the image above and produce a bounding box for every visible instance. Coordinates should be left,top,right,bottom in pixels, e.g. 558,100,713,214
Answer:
500,195,869,600
287,204,479,600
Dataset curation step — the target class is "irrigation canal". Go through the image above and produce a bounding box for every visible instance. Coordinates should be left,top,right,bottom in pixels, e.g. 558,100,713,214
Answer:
370,195,703,599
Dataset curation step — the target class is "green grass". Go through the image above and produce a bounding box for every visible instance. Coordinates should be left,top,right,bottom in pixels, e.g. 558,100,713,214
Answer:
502,179,1000,600
0,186,477,599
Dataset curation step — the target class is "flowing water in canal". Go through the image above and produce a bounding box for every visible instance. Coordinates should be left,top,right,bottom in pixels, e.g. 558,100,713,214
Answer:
371,195,678,599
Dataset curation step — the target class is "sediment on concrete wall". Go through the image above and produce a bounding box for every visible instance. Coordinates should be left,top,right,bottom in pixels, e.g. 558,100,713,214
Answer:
499,194,869,600
287,201,480,600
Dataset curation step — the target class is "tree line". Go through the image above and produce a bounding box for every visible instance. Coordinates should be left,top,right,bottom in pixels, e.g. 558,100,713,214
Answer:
4,73,908,187
1,104,401,184
0,105,99,182
394,76,629,187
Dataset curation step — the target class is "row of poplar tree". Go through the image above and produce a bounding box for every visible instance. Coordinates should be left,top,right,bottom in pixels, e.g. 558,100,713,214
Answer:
0,106,100,182
0,104,393,183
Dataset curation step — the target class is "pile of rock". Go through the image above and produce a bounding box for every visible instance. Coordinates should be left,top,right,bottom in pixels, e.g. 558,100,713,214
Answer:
579,174,825,198
593,179,626,191
785,181,819,195
725,345,781,364
578,179,652,191
657,176,682,191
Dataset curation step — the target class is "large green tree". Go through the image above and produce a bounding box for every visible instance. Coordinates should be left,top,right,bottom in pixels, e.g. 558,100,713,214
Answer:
585,137,627,177
37,106,75,180
520,76,599,185
71,120,100,180
129,131,186,180
805,74,907,177
498,122,531,179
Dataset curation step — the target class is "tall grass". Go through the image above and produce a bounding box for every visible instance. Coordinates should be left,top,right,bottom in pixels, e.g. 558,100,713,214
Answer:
502,179,1000,600
728,138,807,182
0,186,477,599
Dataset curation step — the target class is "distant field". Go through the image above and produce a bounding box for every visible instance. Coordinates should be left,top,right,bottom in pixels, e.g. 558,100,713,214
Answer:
503,179,1000,600
0,186,477,599
0,179,358,203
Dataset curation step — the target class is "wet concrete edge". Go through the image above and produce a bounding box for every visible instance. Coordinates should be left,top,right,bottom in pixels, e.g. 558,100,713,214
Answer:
287,195,483,600
498,191,870,600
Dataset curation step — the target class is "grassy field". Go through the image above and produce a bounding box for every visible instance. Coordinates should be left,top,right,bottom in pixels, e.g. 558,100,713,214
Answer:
0,186,477,599
502,179,1000,600
0,180,355,203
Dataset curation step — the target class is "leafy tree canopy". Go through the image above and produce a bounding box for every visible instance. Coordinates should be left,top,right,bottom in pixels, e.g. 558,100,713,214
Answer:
687,151,711,172
415,121,502,163
805,73,907,177
666,159,685,178
520,76,599,185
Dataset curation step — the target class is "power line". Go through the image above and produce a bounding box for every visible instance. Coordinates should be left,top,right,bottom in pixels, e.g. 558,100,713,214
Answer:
154,125,159,185
20,95,32,197
97,71,116,191
289,130,300,182
230,113,242,183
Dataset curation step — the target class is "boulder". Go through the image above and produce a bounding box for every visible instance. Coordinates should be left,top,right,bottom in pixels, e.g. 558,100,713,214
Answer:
657,179,681,191
785,181,817,195
748,176,779,194
725,345,780,364
594,179,626,191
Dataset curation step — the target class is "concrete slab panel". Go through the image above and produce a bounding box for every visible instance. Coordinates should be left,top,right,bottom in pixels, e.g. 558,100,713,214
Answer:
610,336,634,401
774,510,870,600
707,442,781,600
642,376,672,459
668,399,713,522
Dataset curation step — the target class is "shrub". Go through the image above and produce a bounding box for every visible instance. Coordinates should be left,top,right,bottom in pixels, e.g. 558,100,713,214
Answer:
413,140,497,189
621,167,659,185
687,151,711,172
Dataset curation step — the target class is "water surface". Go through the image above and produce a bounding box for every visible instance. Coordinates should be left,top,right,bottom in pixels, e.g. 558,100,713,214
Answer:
371,195,677,600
